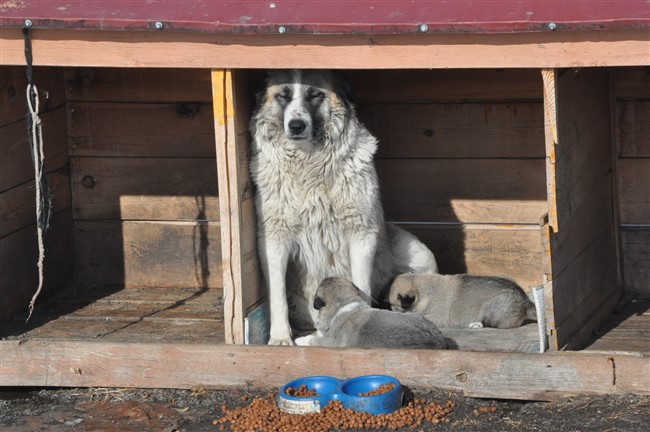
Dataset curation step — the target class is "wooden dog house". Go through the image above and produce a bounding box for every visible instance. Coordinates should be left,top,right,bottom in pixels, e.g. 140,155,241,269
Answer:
0,1,648,399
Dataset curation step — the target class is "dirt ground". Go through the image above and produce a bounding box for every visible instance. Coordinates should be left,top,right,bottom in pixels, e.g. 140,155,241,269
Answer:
1,386,648,432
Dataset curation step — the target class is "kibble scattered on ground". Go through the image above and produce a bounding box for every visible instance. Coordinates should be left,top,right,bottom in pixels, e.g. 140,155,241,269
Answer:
213,392,454,432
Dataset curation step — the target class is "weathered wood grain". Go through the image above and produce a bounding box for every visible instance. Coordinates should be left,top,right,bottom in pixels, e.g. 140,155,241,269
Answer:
357,102,545,159
0,66,66,127
214,69,265,344
613,67,650,100
1,340,647,400
2,28,648,68
377,159,547,224
618,159,650,224
74,220,222,289
0,107,69,193
617,101,650,158
68,102,216,157
0,210,74,322
348,69,543,103
64,68,213,103
622,229,650,296
71,157,219,221
401,223,543,290
544,68,622,350
0,167,71,237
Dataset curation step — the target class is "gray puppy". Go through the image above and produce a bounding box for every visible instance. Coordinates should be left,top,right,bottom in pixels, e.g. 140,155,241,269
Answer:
387,273,537,329
294,277,448,349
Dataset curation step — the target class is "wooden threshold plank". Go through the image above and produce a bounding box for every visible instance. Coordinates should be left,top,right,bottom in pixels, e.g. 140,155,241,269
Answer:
0,341,647,400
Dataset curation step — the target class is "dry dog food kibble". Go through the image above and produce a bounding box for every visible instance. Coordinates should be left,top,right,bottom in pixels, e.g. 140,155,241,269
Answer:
285,384,319,397
358,382,396,397
212,391,456,432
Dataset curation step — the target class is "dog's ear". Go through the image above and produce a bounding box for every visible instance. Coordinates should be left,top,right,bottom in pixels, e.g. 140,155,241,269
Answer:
397,294,416,310
313,296,326,310
332,70,353,109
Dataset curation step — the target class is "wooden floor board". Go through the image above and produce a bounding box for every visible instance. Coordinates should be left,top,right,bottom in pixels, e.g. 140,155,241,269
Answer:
1,285,225,345
584,299,650,352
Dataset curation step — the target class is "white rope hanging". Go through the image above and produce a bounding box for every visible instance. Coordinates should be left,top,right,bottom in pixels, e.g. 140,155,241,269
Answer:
26,82,46,321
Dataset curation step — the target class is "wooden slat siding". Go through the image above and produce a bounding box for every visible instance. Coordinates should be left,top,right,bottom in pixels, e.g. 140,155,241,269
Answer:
0,210,74,321
552,275,622,351
1,341,648,400
0,107,68,193
68,102,216,158
617,101,650,158
622,229,650,295
0,168,70,237
402,224,543,290
377,159,546,224
71,157,219,221
64,68,213,103
613,67,650,101
545,68,621,350
618,159,650,224
74,220,223,289
2,29,649,68
546,174,615,279
358,103,545,159
213,70,244,344
0,66,66,127
348,69,543,104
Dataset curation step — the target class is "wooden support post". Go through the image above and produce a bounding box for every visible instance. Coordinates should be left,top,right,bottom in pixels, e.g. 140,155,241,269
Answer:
213,69,244,344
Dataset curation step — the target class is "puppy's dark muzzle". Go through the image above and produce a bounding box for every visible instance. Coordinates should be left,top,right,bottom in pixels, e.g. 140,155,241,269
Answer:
288,119,306,136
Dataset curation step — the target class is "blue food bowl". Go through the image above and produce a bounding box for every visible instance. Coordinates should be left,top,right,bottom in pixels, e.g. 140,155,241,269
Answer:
277,374,403,415
340,375,403,415
277,376,340,414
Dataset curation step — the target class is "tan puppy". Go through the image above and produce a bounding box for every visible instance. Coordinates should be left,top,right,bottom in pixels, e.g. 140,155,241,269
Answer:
295,277,448,349
387,273,537,329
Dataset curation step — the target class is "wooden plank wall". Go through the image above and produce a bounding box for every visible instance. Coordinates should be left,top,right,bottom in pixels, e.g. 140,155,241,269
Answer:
0,66,74,321
350,70,547,290
65,68,223,289
543,69,621,351
614,68,650,296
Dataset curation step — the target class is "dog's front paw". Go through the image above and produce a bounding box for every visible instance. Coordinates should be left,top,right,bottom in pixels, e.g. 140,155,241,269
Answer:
468,321,484,329
294,335,314,346
268,337,295,346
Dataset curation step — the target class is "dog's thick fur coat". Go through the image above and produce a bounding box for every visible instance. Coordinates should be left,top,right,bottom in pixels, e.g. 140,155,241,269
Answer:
250,70,438,345
295,278,448,349
387,273,537,329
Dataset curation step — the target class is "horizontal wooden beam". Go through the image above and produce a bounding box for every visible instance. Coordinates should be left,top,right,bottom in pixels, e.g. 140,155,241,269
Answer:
1,28,648,69
0,340,647,401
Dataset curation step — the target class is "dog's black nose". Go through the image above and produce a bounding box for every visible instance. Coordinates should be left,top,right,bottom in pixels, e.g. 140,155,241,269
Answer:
288,119,306,135
313,296,326,310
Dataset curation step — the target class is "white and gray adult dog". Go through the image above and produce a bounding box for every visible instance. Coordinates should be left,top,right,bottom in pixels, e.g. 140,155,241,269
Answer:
387,273,537,329
249,69,438,345
295,278,448,349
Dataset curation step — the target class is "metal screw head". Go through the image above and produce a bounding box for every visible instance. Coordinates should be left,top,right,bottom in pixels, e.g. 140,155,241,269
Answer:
155,21,164,30
419,23,429,33
547,22,557,31
24,19,33,28
278,26,286,34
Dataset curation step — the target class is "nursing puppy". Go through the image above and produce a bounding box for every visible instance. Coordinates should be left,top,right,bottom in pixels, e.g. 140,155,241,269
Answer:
294,278,448,349
387,273,537,329
250,70,438,345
